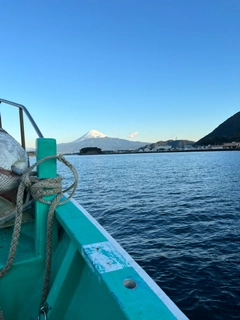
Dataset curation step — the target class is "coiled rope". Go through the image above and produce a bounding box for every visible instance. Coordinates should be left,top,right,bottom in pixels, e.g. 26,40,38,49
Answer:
0,154,78,319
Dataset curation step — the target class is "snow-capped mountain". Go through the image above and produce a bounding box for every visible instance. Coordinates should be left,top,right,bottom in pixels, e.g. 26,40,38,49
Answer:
73,130,107,142
57,130,148,154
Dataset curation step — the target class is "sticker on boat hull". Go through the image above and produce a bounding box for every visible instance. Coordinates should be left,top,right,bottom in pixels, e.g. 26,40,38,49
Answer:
82,241,130,274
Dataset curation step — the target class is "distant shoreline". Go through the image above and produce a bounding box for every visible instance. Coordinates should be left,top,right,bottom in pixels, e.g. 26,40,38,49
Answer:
60,148,240,156
28,148,240,158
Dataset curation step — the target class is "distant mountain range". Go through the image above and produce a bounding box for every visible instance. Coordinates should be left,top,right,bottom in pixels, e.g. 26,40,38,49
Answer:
196,111,240,145
57,130,149,153
56,111,240,154
57,130,196,154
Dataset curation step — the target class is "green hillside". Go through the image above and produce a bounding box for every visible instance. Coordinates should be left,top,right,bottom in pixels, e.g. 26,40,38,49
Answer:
196,111,240,145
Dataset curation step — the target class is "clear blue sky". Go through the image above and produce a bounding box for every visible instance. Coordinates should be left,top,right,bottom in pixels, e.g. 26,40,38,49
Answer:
1,0,240,147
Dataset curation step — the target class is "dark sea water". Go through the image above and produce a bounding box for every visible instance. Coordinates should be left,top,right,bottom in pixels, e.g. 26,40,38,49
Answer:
58,151,240,320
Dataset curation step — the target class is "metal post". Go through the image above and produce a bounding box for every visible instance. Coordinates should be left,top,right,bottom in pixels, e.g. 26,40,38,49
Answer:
0,98,44,138
19,108,26,149
35,138,58,256
0,101,2,128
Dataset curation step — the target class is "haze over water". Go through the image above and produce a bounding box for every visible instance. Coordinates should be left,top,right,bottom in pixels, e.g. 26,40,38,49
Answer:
57,151,240,319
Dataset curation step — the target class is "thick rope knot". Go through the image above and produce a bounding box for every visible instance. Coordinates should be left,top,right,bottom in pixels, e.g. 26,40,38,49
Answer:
21,170,33,188
0,154,78,279
21,173,63,203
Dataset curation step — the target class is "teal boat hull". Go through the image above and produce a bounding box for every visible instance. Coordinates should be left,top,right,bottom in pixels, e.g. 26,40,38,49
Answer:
0,138,188,319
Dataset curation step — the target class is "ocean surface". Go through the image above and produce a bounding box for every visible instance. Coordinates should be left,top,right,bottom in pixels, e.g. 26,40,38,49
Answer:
57,151,240,320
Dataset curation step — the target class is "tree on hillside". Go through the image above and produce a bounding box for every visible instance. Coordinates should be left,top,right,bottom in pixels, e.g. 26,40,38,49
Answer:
80,147,102,155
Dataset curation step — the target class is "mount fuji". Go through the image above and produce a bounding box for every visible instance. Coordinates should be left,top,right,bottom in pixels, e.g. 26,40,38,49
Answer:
57,130,148,154
73,130,107,142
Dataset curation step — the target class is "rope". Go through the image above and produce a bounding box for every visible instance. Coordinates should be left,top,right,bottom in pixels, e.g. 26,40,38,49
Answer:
0,154,78,319
0,310,4,320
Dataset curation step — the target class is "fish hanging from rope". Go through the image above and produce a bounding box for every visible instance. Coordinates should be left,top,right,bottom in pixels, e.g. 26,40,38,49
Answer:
0,128,29,197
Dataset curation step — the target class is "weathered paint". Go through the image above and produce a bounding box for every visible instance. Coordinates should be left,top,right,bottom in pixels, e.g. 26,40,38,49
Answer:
82,241,130,274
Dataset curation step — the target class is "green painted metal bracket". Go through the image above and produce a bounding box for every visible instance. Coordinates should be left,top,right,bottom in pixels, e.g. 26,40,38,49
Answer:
35,138,58,256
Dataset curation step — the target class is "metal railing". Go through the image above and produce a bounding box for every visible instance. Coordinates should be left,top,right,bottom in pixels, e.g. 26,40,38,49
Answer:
0,98,44,149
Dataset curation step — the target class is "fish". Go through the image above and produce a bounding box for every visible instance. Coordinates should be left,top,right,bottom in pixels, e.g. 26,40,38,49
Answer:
0,129,29,194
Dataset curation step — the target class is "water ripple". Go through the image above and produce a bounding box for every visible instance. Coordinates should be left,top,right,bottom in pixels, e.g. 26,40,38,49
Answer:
56,151,240,319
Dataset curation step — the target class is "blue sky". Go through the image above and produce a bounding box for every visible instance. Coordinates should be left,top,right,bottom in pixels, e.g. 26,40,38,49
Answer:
1,0,240,147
